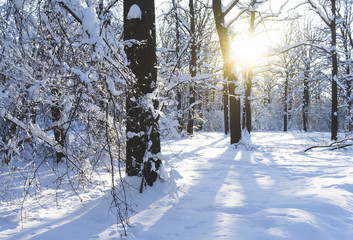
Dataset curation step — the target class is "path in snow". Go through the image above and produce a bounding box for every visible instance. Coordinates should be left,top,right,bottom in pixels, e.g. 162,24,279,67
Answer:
128,132,353,240
1,132,353,240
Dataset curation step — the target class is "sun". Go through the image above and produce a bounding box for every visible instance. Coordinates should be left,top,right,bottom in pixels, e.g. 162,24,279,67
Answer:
230,34,268,66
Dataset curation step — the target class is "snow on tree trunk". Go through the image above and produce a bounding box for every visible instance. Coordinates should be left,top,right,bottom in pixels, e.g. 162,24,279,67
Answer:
124,0,161,188
187,0,197,136
51,88,66,163
330,0,338,140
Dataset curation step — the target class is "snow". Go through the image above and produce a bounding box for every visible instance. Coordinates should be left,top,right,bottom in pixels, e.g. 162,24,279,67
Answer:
82,6,100,43
268,40,306,57
106,77,123,96
307,0,331,25
127,4,142,20
1,132,353,239
127,131,145,139
13,0,24,9
221,0,238,14
334,75,346,90
176,14,190,31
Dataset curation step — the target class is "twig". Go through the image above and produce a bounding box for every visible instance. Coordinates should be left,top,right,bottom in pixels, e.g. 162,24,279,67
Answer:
304,138,353,152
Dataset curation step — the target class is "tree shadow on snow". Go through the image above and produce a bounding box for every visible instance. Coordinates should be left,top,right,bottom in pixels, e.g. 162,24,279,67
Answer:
131,135,353,240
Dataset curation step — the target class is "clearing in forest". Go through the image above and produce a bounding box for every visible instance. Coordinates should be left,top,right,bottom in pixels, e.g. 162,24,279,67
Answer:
1,132,353,240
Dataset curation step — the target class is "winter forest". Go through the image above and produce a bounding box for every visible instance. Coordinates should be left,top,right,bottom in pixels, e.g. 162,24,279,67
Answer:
1,0,353,239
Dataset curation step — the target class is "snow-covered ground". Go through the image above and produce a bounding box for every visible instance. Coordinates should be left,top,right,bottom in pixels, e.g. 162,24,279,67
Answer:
1,132,353,239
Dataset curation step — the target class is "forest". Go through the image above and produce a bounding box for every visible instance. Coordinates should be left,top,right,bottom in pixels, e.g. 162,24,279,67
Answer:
1,0,353,239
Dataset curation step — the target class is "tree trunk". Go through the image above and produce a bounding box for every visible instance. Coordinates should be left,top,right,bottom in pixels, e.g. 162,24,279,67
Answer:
303,62,309,132
229,77,241,144
212,0,241,143
187,0,197,136
173,0,184,133
245,68,253,133
242,100,246,130
245,10,255,133
223,84,229,134
51,88,65,163
283,73,289,132
124,0,161,187
348,80,353,131
330,0,338,140
347,64,353,131
345,46,353,131
341,9,353,131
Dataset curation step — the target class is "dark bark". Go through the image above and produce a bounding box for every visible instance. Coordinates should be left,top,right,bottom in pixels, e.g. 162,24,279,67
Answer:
303,62,309,132
245,69,252,133
187,0,197,136
1,121,17,164
283,73,289,132
223,84,229,134
173,0,184,133
229,78,241,144
242,101,246,130
177,88,184,132
124,0,161,186
340,7,353,130
330,0,338,140
347,86,352,130
51,88,65,163
244,10,255,133
304,138,353,152
347,63,353,131
198,105,204,131
212,0,241,143
187,85,196,135
345,43,353,131
306,0,339,138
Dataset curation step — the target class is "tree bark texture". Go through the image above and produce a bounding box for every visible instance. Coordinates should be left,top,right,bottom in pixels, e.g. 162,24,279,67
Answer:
223,84,229,134
51,88,65,163
124,0,161,187
283,74,289,132
172,0,185,133
212,0,241,143
330,0,338,140
303,62,309,132
245,68,252,133
187,0,197,135
244,7,255,133
347,64,353,131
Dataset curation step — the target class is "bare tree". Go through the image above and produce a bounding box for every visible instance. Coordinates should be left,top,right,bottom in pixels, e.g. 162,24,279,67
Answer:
307,0,339,140
212,0,242,143
338,0,353,130
187,0,197,135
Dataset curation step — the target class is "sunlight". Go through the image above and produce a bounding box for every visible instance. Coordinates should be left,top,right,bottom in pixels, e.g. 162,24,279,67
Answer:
230,34,268,66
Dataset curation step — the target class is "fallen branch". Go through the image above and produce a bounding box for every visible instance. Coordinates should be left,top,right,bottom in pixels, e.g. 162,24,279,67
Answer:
304,138,353,152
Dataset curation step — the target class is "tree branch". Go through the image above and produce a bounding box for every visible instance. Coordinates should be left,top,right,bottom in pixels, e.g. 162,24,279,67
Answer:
57,1,82,24
304,138,353,152
222,0,240,18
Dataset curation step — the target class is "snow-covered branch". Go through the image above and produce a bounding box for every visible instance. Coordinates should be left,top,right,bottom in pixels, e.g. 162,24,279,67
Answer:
306,0,331,26
221,0,240,17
